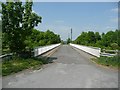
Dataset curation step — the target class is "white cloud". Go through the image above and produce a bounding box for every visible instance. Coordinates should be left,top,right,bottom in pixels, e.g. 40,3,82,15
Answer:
110,17,120,23
105,26,116,29
111,8,118,12
104,26,117,33
111,7,120,13
111,18,118,23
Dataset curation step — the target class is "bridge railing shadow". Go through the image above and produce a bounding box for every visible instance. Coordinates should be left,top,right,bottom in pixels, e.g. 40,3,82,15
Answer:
36,55,57,64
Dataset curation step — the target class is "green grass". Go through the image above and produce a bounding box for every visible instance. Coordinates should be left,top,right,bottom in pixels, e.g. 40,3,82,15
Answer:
2,56,49,76
92,55,120,68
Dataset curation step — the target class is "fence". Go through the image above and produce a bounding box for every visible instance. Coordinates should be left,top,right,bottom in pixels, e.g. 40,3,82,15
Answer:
70,43,101,57
34,43,61,57
0,43,61,60
0,53,13,61
100,49,118,57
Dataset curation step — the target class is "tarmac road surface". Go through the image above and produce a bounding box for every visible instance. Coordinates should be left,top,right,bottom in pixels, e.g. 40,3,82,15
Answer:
2,45,118,88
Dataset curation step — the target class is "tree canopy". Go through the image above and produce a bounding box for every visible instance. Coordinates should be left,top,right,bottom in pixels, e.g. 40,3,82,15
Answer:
74,30,120,50
2,0,42,54
25,29,61,50
2,1,61,56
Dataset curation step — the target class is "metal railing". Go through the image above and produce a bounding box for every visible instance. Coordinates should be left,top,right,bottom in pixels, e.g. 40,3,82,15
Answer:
100,49,118,57
0,53,13,61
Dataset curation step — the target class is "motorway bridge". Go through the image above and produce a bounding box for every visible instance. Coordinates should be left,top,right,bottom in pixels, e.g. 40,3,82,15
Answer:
2,45,118,88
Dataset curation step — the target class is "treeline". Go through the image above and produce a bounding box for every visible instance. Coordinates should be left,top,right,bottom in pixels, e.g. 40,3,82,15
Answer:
73,30,120,50
1,1,61,56
24,29,61,49
3,29,61,50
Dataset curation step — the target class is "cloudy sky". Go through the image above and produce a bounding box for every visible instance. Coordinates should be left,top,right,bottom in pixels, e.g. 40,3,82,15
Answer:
32,2,118,40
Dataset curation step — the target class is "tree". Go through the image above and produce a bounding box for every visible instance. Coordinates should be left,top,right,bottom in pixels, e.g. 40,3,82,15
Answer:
95,32,101,41
101,31,114,47
75,32,88,45
102,32,105,38
74,30,120,50
114,30,120,47
2,0,42,55
67,38,71,44
25,29,61,48
117,30,120,47
43,30,61,45
87,31,96,44
2,1,24,53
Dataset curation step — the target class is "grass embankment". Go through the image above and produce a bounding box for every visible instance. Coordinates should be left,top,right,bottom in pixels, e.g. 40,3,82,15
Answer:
92,55,120,69
2,56,48,76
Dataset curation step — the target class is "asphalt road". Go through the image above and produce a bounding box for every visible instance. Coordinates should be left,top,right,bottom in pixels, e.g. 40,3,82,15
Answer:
2,45,118,88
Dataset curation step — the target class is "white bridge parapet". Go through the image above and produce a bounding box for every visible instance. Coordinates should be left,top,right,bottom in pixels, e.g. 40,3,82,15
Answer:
70,43,101,57
34,43,61,57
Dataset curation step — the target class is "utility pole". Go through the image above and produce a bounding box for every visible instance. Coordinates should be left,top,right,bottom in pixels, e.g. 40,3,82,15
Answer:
71,28,72,41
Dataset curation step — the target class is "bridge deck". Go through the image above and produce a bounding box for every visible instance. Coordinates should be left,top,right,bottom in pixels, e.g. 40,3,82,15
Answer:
2,45,118,88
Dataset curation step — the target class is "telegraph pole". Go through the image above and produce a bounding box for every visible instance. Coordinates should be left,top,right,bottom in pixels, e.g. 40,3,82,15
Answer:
71,28,72,41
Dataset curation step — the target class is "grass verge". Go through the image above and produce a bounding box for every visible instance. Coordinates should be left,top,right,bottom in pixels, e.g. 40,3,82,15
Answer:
91,55,120,69
2,56,48,76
